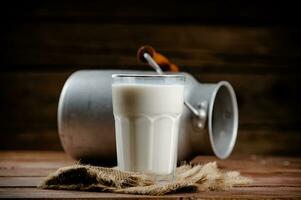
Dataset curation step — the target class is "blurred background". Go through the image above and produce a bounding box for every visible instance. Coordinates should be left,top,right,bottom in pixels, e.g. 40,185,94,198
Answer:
0,0,300,156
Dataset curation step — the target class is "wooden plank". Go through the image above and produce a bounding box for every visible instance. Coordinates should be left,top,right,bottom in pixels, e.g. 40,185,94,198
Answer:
1,175,301,188
1,24,300,70
1,1,300,26
0,177,42,187
193,73,300,128
0,151,74,176
0,151,71,161
0,160,74,171
0,72,67,126
0,168,63,177
0,130,62,150
0,161,75,177
249,177,301,187
190,156,301,173
1,153,300,177
0,188,152,199
0,187,300,199
233,130,301,156
0,152,300,198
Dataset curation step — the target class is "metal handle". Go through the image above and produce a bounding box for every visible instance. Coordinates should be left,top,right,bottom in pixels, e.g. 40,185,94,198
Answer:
143,53,163,75
143,52,207,128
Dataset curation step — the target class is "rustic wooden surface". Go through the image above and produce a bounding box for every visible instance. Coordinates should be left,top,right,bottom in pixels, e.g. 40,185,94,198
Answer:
0,151,300,199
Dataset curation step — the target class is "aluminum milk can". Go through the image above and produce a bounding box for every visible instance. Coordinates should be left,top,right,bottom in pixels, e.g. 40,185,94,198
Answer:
58,70,238,164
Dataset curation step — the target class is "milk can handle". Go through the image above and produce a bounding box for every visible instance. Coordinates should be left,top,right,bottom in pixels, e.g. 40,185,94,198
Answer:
137,46,207,129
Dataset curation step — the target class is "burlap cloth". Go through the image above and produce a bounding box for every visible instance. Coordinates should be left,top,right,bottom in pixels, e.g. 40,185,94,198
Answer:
39,162,252,195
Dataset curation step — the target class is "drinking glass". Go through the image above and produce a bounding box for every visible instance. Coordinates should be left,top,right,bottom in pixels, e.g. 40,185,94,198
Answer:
112,74,185,181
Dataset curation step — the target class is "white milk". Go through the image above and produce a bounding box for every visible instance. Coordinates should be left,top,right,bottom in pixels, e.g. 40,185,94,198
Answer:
112,83,184,175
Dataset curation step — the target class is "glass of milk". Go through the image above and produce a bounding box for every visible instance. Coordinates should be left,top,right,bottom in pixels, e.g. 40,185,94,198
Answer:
112,74,185,181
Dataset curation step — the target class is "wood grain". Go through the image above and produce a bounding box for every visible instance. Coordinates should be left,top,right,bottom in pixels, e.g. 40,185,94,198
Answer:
0,151,300,199
1,187,301,199
1,1,300,26
2,24,300,70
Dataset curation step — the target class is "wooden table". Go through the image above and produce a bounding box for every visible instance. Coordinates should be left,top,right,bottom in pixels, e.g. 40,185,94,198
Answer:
0,151,300,199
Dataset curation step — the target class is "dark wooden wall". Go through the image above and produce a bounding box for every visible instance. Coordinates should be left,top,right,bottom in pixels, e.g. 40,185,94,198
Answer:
0,1,300,155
